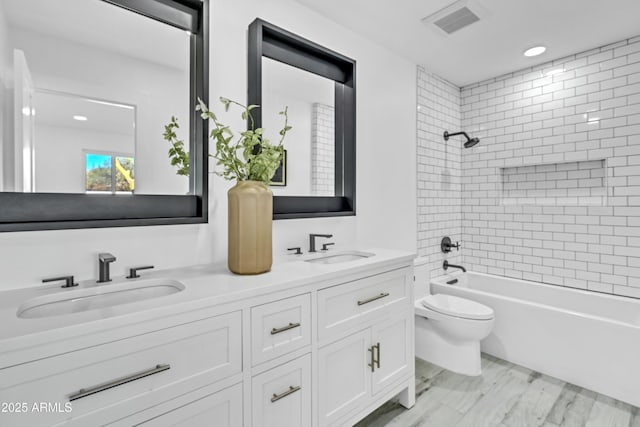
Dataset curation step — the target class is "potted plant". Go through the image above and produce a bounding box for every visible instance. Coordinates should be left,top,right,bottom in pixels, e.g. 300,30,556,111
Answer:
163,97,291,274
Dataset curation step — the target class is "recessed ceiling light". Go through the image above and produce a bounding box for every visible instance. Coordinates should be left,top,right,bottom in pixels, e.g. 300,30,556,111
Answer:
73,115,88,121
524,46,546,57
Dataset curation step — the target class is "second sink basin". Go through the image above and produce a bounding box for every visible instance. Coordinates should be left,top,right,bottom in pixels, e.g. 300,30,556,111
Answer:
17,279,185,319
305,251,374,265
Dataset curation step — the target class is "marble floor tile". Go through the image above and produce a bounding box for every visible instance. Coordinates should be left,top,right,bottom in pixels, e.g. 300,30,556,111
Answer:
545,384,597,427
584,395,632,427
356,354,638,427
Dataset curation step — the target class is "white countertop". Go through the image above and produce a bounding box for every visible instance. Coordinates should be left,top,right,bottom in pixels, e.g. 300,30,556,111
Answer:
0,248,414,365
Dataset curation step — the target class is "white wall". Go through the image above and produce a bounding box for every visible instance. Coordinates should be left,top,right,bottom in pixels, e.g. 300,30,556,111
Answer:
0,0,10,191
461,37,640,298
0,0,417,290
33,124,133,193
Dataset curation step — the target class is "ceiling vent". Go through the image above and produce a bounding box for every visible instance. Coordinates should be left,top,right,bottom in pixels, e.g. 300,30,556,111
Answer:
422,0,488,36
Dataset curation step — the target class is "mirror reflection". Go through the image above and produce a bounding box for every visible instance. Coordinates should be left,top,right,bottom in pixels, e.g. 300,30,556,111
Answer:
0,0,191,195
262,57,336,196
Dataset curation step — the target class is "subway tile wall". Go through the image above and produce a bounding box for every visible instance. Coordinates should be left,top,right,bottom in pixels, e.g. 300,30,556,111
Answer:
500,160,607,207
460,36,640,297
311,103,335,196
417,67,463,279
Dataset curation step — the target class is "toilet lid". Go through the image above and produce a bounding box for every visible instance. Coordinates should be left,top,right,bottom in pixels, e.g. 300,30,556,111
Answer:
421,294,494,320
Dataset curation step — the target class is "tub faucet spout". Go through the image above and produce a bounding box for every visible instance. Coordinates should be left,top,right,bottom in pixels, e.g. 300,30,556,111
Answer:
443,260,466,273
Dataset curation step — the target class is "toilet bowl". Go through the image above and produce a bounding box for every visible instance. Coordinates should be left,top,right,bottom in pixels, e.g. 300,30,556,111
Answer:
415,293,494,376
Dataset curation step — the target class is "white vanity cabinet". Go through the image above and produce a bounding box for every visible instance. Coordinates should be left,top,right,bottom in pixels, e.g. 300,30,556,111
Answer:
0,250,414,427
317,268,414,426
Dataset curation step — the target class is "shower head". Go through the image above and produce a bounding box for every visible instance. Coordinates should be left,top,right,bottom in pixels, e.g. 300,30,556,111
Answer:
443,130,480,148
464,138,480,148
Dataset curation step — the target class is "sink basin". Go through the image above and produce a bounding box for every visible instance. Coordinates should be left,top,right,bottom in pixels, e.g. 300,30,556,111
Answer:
17,279,185,319
305,251,374,265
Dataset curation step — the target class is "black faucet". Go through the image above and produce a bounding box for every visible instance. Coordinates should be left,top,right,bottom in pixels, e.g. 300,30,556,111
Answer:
443,260,466,273
441,236,460,253
309,234,333,252
98,253,117,283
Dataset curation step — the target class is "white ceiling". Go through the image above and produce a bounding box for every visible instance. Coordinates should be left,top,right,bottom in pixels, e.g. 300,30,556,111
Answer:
295,0,640,87
34,91,135,136
2,0,189,71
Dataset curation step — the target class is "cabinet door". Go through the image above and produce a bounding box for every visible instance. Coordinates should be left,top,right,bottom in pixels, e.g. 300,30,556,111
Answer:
371,313,413,395
318,329,371,427
252,354,311,427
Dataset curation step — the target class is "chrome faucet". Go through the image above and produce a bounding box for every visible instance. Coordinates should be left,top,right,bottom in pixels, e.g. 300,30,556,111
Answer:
98,253,117,283
309,234,333,252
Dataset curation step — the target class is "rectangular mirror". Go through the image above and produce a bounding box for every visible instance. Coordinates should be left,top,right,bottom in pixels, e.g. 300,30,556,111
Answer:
262,57,336,197
248,19,356,219
0,0,208,231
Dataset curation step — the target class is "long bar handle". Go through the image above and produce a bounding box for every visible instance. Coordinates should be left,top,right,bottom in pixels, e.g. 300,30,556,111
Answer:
271,322,301,335
368,345,375,372
374,342,381,369
68,364,170,401
271,385,301,403
358,292,390,306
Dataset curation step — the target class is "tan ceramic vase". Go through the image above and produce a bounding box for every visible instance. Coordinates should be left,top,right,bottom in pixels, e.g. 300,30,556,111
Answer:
227,180,273,274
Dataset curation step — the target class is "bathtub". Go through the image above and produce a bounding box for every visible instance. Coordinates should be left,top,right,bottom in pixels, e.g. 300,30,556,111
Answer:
430,272,640,408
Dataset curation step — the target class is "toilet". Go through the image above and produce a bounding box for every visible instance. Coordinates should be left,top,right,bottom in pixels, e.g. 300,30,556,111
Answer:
413,258,495,376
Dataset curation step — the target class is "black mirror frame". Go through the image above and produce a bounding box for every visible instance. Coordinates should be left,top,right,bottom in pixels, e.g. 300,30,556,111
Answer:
0,0,209,232
248,19,356,220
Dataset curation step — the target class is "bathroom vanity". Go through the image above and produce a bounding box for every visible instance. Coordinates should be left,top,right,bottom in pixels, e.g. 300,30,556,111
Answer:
0,249,415,426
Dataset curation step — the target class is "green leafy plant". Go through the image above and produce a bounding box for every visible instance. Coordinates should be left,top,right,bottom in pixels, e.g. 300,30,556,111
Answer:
163,117,190,176
163,97,291,185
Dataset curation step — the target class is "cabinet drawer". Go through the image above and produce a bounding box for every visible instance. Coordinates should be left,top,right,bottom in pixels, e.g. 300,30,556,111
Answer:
0,311,242,427
251,294,311,366
252,353,311,427
317,268,411,341
107,382,243,427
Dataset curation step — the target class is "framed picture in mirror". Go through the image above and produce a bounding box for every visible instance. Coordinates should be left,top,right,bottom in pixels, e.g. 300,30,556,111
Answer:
270,150,287,187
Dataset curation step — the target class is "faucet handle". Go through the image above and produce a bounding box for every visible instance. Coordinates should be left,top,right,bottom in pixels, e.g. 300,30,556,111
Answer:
126,266,155,279
287,247,303,255
43,275,78,288
98,252,116,262
321,243,335,251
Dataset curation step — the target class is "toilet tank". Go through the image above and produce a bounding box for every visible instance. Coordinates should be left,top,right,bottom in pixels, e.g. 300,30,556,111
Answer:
413,256,429,300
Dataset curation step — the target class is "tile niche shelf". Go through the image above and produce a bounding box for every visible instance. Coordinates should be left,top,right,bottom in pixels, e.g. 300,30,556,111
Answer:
500,160,607,206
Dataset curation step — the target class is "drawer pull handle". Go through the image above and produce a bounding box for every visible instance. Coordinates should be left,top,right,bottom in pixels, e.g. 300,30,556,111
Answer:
271,385,301,402
68,364,170,402
374,342,381,369
271,322,301,335
357,292,390,306
368,345,375,372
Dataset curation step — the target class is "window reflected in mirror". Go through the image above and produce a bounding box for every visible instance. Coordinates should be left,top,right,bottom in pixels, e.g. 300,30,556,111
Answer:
0,0,191,196
262,57,336,197
85,152,135,194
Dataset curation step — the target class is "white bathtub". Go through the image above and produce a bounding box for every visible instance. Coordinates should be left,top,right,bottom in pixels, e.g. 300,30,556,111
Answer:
430,272,640,408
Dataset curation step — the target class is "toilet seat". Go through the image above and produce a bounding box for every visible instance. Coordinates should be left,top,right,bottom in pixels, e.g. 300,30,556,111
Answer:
421,294,493,320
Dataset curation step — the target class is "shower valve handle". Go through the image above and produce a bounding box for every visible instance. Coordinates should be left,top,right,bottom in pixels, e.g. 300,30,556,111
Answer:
441,236,460,253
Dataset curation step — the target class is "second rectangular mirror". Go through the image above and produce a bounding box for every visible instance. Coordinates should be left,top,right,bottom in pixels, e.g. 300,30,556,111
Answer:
248,18,356,219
